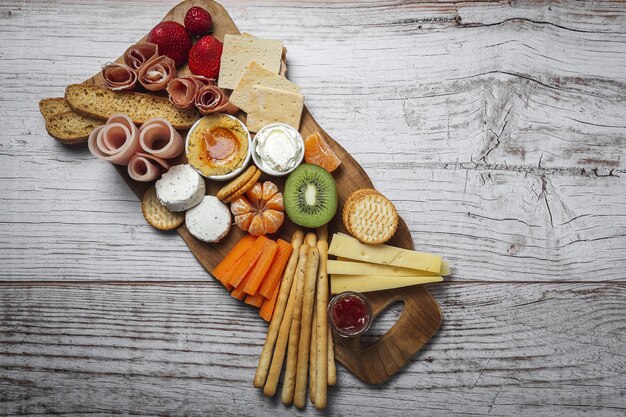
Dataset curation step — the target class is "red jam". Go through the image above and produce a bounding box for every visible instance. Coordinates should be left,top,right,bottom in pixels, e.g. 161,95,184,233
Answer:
328,292,372,337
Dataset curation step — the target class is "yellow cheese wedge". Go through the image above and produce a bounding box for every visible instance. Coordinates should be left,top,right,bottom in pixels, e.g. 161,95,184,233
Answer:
328,260,451,277
330,274,443,294
328,233,442,273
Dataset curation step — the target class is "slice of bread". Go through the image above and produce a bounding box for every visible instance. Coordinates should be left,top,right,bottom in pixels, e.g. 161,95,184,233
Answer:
65,84,200,129
39,97,72,120
45,111,103,144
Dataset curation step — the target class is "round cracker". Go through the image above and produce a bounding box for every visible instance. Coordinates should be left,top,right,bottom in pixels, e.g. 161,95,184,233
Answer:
342,188,379,235
141,186,185,231
344,191,398,244
216,165,258,202
223,169,262,203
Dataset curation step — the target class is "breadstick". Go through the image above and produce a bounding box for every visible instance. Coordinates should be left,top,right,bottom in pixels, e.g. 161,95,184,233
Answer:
263,243,306,397
309,297,317,404
294,244,319,409
281,243,310,404
327,325,337,386
254,230,305,388
315,225,329,408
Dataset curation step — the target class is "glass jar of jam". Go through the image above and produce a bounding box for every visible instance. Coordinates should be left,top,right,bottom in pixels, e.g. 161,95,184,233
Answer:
328,292,372,338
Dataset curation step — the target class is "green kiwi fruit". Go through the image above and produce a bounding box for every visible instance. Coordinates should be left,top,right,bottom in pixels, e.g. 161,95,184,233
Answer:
284,163,338,228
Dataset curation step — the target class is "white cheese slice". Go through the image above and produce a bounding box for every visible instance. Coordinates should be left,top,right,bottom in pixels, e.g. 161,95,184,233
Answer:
185,196,231,243
330,274,443,294
156,164,205,212
328,260,446,277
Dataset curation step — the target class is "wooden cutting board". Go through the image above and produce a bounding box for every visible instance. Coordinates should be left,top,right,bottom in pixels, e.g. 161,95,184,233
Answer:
82,0,442,385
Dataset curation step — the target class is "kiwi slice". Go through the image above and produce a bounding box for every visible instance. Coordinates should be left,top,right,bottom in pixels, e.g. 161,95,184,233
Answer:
284,163,338,228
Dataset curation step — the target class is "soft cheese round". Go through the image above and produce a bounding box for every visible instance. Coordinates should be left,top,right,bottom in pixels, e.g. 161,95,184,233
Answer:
185,196,232,242
156,164,205,212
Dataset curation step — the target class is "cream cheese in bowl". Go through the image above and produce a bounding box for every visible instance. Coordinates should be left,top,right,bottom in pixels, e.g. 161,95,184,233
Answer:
252,123,304,176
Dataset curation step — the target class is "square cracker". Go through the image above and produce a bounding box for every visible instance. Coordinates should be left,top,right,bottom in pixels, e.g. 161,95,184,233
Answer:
218,34,283,90
230,62,300,113
246,85,304,132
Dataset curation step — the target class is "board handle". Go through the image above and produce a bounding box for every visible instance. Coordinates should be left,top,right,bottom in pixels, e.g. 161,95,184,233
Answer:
333,285,442,384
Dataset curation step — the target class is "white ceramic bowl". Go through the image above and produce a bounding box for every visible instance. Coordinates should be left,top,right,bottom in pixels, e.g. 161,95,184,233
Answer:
251,123,304,177
185,114,252,181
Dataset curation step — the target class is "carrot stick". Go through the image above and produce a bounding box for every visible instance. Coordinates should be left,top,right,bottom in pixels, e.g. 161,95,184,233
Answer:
212,234,256,279
231,264,256,301
259,239,293,298
259,282,280,322
224,236,269,286
245,292,265,308
254,230,304,389
244,239,278,295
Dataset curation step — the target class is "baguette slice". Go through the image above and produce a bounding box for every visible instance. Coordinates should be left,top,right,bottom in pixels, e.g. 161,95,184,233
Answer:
65,84,200,129
39,97,72,120
45,111,103,144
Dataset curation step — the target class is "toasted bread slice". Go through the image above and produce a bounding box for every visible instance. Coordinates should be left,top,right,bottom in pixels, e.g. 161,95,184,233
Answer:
65,84,200,129
39,97,72,120
45,111,103,144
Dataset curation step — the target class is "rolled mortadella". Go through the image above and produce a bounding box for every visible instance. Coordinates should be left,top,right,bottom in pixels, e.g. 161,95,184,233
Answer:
127,152,170,182
138,118,184,159
88,113,141,165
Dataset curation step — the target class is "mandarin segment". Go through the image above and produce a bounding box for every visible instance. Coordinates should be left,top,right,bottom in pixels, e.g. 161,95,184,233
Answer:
304,132,341,173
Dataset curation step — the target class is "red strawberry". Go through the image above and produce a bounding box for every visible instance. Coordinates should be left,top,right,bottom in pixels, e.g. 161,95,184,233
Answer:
188,35,223,79
184,6,212,36
147,21,192,67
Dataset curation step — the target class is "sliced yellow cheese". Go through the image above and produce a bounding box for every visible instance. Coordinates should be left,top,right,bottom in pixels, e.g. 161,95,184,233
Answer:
328,233,442,273
328,260,451,277
330,274,443,294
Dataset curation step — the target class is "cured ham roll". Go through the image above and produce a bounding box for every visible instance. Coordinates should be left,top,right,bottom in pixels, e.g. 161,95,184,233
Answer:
195,84,238,116
139,118,184,159
101,63,138,91
124,42,159,70
138,55,177,92
167,75,212,110
88,113,141,165
127,152,170,182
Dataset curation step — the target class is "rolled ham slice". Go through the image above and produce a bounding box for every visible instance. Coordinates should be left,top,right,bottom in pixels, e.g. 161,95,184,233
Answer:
101,63,138,91
127,152,170,182
88,113,141,165
166,75,212,110
124,42,159,70
138,55,177,92
195,84,239,116
139,118,184,159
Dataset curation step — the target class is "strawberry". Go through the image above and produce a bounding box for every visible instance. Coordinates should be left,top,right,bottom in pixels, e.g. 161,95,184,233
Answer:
147,21,192,67
184,6,213,36
188,35,223,79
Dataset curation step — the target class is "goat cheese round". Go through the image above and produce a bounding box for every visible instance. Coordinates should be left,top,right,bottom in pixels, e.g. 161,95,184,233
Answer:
155,164,205,212
185,196,231,242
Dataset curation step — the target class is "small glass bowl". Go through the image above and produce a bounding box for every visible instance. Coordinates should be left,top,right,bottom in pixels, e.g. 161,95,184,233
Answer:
185,114,252,181
251,123,304,177
327,292,373,338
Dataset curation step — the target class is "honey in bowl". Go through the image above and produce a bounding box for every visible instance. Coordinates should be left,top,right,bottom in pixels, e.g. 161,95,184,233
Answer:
187,114,249,177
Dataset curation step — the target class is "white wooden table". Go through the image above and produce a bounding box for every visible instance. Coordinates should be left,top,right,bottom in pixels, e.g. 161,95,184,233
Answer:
1,1,625,415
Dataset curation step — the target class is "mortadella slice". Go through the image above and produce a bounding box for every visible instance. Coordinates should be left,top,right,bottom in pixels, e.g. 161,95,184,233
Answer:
139,118,184,159
167,75,212,110
127,152,170,182
88,113,141,165
124,42,159,70
101,63,138,91
138,55,177,92
195,84,239,116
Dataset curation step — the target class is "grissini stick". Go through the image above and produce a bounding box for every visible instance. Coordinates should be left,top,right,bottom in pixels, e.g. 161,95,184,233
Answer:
294,244,320,409
263,243,308,397
254,230,304,388
315,225,329,408
328,326,337,386
309,295,317,404
281,241,311,404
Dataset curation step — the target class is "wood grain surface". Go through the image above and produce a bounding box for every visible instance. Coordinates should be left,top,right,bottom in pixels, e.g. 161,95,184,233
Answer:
1,0,625,415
